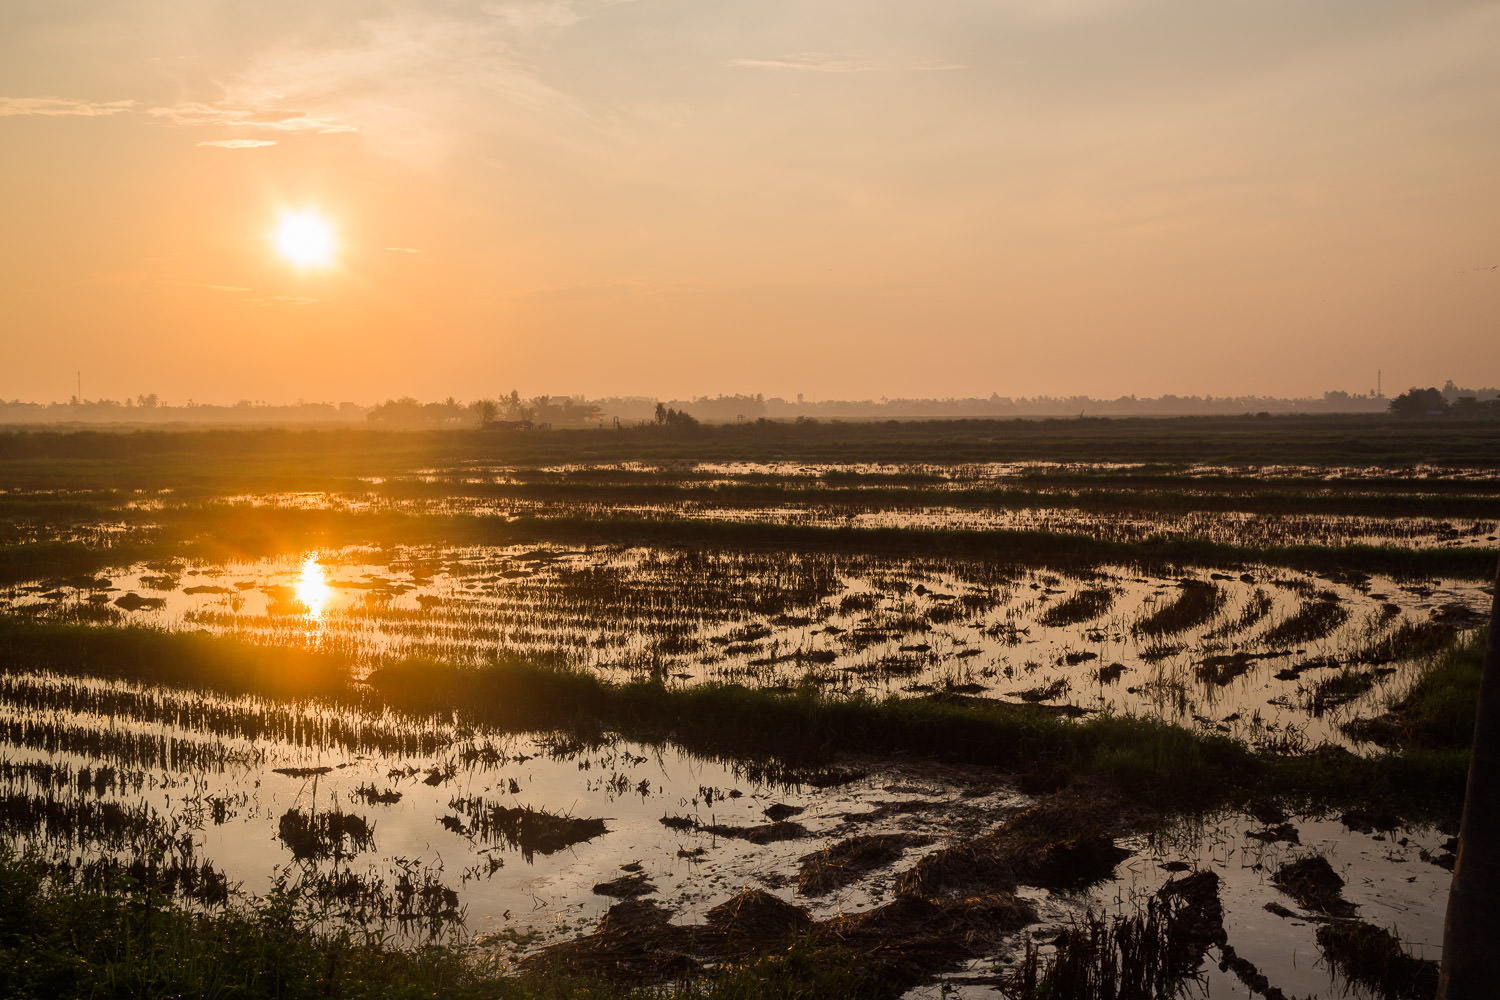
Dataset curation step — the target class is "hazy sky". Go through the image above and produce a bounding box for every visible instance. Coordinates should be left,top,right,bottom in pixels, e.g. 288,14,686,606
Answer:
2,0,1496,404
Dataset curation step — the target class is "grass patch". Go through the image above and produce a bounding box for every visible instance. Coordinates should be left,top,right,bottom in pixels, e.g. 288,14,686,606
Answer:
1037,588,1115,627
1132,580,1225,637
1344,629,1486,750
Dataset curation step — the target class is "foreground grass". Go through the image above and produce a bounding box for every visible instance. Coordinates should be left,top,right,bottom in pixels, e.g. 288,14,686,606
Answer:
0,847,874,1000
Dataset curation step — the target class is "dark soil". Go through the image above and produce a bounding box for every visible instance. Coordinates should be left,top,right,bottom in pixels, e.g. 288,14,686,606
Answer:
1339,808,1400,834
702,889,812,948
525,795,1134,994
593,872,657,898
1096,662,1128,684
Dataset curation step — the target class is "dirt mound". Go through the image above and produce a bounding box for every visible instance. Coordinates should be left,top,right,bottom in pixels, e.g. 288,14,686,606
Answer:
451,801,607,861
1273,855,1357,917
528,881,1032,990
524,899,697,979
701,889,812,949
840,798,939,823
113,592,166,611
896,791,1129,898
797,832,933,896
816,892,1034,988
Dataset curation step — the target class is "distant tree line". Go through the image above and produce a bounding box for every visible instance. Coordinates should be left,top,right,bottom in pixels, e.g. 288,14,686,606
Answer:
0,396,362,425
6,380,1499,427
367,392,602,429
653,403,700,430
1389,385,1500,419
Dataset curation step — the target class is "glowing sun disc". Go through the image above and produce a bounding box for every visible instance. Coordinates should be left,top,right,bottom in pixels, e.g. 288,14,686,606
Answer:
273,210,336,268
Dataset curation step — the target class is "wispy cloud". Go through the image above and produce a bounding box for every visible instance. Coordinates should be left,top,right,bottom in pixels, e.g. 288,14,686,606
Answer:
155,279,253,293
0,97,135,117
197,138,278,149
150,102,356,134
214,6,605,165
730,53,963,74
383,246,424,253
249,295,320,306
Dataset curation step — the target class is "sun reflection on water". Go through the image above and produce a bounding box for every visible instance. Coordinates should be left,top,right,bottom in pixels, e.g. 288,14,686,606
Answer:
294,553,331,620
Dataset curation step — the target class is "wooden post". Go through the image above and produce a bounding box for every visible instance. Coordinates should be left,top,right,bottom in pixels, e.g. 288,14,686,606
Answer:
1438,558,1500,999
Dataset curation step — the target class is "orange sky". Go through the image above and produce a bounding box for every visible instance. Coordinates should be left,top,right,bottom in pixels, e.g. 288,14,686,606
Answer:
2,1,1496,404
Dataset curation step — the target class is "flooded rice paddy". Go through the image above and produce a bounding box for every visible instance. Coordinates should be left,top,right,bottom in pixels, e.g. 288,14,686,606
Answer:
5,542,1487,749
1,454,1493,997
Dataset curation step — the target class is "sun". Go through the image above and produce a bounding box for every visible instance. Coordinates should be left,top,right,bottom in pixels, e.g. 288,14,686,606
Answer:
273,210,337,268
